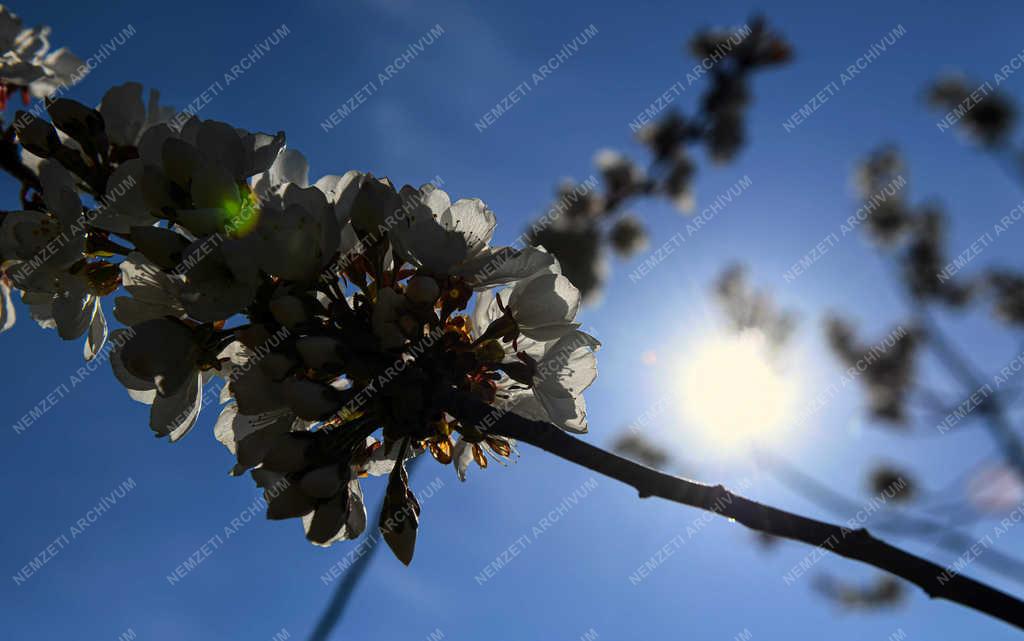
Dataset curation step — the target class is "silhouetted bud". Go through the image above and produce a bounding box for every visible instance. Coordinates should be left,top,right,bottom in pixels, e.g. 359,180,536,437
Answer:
690,17,791,69
608,215,649,258
529,222,605,303
855,146,904,198
555,178,600,221
595,149,650,210
987,271,1024,326
854,147,913,244
896,206,971,306
902,208,944,297
636,111,691,161
928,75,1016,146
868,465,915,502
662,153,696,212
612,431,669,469
703,74,750,115
737,16,793,68
706,108,745,163
815,574,905,609
715,264,796,349
753,531,780,549
825,316,919,424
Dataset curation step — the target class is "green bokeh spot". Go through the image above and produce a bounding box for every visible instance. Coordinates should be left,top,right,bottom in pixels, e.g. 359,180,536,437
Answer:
224,189,260,238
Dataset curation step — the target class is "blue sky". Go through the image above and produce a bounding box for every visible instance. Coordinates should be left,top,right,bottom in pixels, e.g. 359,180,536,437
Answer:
5,0,1024,639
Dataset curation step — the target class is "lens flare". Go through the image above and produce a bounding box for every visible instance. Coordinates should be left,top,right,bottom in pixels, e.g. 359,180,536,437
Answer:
678,330,797,447
224,190,260,237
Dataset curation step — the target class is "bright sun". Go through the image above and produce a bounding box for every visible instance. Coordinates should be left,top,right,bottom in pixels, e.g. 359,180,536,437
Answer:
679,330,798,447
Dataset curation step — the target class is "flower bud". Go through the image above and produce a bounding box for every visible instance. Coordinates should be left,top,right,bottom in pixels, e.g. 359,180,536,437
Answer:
261,433,311,474
236,324,272,350
130,226,190,270
300,465,344,498
267,484,316,520
405,275,439,305
474,339,505,364
296,336,343,370
281,378,342,420
270,295,308,328
305,494,348,545
259,352,294,380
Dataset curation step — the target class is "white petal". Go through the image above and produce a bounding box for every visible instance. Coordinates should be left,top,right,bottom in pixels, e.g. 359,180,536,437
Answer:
302,494,347,545
300,465,344,498
119,252,183,302
531,331,600,433
120,317,198,395
192,154,241,212
230,367,286,415
99,82,145,146
213,403,240,452
89,160,151,233
281,378,340,421
442,198,496,255
365,439,421,477
83,298,107,361
314,170,363,225
243,130,286,176
150,370,202,441
509,272,581,339
197,120,246,180
0,280,15,332
463,246,557,288
344,479,367,538
505,391,551,424
271,148,309,188
109,328,157,404
452,437,474,482
52,290,92,339
534,388,589,433
39,160,81,228
470,288,500,339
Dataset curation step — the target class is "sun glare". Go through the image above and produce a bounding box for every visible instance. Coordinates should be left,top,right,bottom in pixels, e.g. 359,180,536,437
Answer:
678,330,798,447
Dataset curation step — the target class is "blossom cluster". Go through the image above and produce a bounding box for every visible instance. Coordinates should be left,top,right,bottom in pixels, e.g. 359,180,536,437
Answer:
1,72,598,561
0,5,83,105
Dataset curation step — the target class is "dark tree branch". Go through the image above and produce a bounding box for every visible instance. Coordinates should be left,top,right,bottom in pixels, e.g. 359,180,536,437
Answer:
442,391,1024,631
756,448,1024,588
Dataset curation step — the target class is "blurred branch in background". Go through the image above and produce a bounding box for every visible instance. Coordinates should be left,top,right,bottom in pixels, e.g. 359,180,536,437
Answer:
309,457,423,641
308,531,376,641
524,17,792,303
